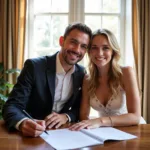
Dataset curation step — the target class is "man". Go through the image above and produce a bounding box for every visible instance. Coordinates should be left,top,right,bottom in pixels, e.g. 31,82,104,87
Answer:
2,23,92,137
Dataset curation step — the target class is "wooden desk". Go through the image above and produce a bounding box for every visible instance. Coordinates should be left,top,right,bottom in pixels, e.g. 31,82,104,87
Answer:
0,120,150,150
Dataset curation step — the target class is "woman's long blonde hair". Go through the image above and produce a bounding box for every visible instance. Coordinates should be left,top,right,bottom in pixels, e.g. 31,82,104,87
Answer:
87,29,122,98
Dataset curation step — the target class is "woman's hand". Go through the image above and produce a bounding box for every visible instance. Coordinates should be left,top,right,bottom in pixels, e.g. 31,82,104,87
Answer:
69,118,102,131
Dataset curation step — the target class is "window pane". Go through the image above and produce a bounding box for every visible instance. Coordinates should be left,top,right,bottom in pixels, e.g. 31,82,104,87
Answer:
85,0,120,13
102,16,120,43
85,0,102,13
34,0,52,13
102,0,120,13
52,16,68,47
34,0,69,13
52,0,69,12
34,15,68,49
34,16,51,49
35,49,53,57
85,16,102,31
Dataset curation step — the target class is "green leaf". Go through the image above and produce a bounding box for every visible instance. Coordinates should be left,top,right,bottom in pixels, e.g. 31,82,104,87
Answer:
5,83,14,88
0,63,20,107
5,68,21,74
0,93,8,101
0,85,8,91
0,99,5,104
0,82,13,91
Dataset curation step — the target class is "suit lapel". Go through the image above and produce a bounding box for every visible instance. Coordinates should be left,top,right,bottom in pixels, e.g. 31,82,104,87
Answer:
72,66,81,94
46,54,57,102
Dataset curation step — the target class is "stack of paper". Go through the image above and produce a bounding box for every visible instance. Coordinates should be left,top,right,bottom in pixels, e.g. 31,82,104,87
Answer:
40,127,137,150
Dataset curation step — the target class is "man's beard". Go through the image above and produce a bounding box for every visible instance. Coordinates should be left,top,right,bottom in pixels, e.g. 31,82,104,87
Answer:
63,50,82,65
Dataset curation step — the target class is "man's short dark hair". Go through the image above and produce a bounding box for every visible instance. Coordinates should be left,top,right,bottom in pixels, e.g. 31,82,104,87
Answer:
63,22,92,40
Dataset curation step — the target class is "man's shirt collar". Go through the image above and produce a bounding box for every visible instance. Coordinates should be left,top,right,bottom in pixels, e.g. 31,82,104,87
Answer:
56,53,75,74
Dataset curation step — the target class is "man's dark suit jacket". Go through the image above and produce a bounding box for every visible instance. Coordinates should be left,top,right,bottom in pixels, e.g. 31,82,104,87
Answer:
2,53,85,131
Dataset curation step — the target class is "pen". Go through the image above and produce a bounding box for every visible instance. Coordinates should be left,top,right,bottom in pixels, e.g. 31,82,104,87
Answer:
22,110,49,135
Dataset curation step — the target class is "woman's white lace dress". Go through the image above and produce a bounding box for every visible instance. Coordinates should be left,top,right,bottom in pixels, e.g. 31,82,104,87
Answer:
90,88,146,124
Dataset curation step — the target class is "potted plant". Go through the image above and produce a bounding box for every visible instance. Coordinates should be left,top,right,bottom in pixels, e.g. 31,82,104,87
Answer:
0,62,21,119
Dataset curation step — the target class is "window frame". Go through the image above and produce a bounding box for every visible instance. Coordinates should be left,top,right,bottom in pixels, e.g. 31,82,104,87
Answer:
26,0,131,66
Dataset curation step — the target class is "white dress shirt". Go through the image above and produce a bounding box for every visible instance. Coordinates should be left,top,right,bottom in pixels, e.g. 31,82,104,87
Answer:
53,53,74,113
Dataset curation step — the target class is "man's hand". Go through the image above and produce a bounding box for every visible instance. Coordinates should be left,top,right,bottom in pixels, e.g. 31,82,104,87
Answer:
19,119,46,137
45,112,68,129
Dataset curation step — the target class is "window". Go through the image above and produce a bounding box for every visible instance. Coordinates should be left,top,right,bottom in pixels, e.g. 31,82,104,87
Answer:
26,0,133,66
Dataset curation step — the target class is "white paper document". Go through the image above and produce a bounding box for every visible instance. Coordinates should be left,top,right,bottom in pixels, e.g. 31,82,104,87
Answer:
40,127,137,150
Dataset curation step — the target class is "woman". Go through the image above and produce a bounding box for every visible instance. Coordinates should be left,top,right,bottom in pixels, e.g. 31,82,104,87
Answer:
70,29,145,131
